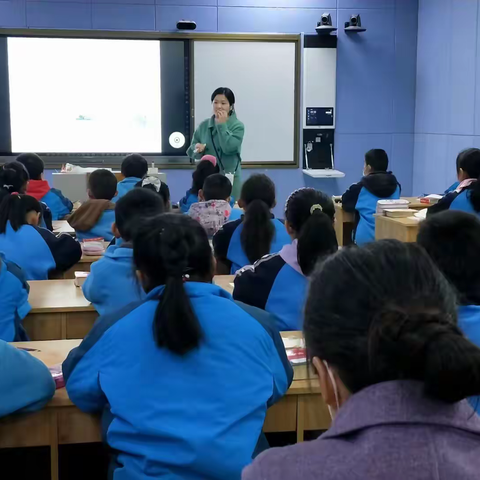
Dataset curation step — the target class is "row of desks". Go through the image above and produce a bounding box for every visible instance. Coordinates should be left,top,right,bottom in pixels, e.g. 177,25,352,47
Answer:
334,197,424,246
0,334,330,480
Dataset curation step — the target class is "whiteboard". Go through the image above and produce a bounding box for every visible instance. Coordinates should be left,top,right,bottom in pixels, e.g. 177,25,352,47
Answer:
193,41,297,164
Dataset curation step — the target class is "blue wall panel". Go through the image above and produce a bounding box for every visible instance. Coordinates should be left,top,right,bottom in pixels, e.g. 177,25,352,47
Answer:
27,2,92,29
156,0,216,5
95,0,155,5
218,7,334,34
338,0,394,8
156,5,217,31
219,0,336,7
93,4,155,30
391,133,413,195
0,1,26,27
336,8,395,135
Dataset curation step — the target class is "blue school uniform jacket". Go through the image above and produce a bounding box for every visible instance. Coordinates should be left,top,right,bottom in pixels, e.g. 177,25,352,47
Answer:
458,305,480,412
179,190,199,213
428,184,480,217
213,217,291,274
234,242,307,331
0,256,31,342
0,340,56,418
82,243,145,316
0,221,82,280
342,171,401,245
41,189,73,220
113,177,142,203
76,210,116,242
63,282,292,480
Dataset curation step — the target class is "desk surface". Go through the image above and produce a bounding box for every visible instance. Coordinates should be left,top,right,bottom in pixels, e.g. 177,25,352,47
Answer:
375,214,421,227
12,331,316,410
213,275,235,294
28,280,94,313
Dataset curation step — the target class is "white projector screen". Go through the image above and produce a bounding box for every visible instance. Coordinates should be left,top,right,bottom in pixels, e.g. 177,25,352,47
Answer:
7,37,162,153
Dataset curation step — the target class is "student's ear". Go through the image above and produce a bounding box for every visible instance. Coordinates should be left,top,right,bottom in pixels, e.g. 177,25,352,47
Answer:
285,220,295,237
238,199,245,209
458,168,468,182
363,163,372,176
312,357,350,415
87,188,94,199
112,222,121,239
41,172,45,181
199,189,205,202
226,196,231,204
25,211,41,226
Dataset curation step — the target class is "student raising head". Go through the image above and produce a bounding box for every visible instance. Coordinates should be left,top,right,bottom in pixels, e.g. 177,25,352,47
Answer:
68,169,117,241
135,175,171,211
16,152,73,220
189,173,233,237
0,194,81,280
213,174,291,274
114,154,149,202
83,188,165,316
0,161,53,230
64,213,292,479
428,148,480,217
341,149,401,245
234,188,338,331
179,156,219,213
244,240,480,480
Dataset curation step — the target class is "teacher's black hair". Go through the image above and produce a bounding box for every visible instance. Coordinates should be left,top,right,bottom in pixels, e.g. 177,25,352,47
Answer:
285,188,337,276
305,239,480,404
211,87,235,114
133,213,213,355
418,210,480,306
455,148,480,212
240,174,276,264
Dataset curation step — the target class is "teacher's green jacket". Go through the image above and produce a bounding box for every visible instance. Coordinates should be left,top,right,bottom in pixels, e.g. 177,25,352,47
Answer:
187,112,245,199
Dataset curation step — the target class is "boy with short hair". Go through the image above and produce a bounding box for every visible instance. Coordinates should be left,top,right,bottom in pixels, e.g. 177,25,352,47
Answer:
17,152,73,220
115,154,149,202
83,188,165,316
341,149,401,245
188,173,232,236
68,169,117,241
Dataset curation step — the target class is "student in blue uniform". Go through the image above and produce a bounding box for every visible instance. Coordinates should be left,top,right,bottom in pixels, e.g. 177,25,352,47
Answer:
0,340,56,418
63,213,292,480
417,210,480,411
0,254,31,341
213,174,291,274
179,156,219,213
0,161,53,230
428,148,480,217
342,149,401,245
68,169,117,241
234,188,338,331
0,194,81,280
83,189,165,316
114,154,149,202
17,152,73,220
135,175,171,211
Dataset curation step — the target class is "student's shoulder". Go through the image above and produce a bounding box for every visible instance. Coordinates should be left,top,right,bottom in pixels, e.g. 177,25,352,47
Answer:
3,259,29,290
213,218,242,255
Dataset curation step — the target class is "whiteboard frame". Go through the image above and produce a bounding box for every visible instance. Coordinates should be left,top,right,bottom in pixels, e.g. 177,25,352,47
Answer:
0,29,301,169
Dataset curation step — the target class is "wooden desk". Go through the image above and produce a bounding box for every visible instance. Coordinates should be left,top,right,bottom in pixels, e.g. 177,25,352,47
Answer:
401,197,430,211
0,335,328,480
52,220,75,236
334,203,354,247
24,281,97,341
213,275,235,295
375,215,421,243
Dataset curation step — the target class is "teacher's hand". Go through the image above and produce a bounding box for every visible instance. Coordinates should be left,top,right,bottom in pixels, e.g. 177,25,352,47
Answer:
195,143,206,154
215,110,228,124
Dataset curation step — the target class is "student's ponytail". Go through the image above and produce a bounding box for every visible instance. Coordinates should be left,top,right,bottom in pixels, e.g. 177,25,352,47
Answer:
305,240,480,404
0,194,41,234
132,213,213,355
0,162,29,203
456,148,480,212
285,188,338,276
239,174,277,264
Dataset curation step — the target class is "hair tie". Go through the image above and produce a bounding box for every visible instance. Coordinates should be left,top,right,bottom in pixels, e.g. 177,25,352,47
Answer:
310,204,323,215
10,192,19,196
142,176,162,192
3,184,13,190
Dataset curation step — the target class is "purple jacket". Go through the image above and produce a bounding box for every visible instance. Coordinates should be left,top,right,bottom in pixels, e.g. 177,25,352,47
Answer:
243,380,480,480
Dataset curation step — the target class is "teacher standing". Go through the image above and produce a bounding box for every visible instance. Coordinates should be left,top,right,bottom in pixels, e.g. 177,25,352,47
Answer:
187,87,245,200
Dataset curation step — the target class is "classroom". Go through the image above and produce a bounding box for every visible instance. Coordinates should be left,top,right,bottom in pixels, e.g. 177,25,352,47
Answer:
2,0,480,479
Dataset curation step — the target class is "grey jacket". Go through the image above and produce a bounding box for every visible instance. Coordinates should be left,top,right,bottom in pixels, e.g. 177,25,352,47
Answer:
243,380,480,479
